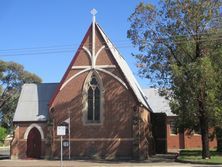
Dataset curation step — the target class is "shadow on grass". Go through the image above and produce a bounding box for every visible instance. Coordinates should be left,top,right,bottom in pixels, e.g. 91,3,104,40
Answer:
177,150,222,165
180,150,222,156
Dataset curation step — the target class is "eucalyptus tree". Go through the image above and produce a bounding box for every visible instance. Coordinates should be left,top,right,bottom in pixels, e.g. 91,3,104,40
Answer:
0,61,41,130
128,0,222,158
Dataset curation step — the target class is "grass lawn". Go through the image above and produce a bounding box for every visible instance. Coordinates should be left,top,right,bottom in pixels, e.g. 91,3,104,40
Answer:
177,149,222,165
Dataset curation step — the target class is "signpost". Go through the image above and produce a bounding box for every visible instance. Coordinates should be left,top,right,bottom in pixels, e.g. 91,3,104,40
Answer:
63,140,69,148
63,117,70,159
57,126,66,167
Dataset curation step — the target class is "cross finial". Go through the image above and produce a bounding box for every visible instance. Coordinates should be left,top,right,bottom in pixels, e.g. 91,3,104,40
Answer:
90,8,97,23
91,8,97,16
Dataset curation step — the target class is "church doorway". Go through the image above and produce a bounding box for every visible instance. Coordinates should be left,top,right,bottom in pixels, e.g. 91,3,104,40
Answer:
26,127,41,158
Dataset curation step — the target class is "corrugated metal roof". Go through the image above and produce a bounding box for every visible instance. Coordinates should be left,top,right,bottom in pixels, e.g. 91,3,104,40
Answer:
13,83,58,122
96,23,152,111
143,88,176,116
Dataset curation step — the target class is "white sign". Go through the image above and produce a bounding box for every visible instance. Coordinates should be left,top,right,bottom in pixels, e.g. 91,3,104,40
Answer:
63,140,69,147
57,126,66,136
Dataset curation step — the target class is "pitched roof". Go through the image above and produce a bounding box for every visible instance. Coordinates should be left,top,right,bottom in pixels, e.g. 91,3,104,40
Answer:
96,23,151,110
49,21,152,111
142,88,176,116
13,83,58,122
48,25,92,107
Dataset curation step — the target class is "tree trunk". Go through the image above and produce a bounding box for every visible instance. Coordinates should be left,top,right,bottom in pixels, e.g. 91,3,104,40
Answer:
198,100,211,159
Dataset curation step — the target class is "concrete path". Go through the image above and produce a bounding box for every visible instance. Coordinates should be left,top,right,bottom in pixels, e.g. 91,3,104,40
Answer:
0,159,206,167
0,148,221,167
0,157,221,167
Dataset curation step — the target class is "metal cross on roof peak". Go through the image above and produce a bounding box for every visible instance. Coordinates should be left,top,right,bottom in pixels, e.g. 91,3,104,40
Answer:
90,8,97,16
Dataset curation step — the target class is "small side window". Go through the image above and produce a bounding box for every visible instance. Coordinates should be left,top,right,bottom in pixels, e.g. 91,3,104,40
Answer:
170,121,177,135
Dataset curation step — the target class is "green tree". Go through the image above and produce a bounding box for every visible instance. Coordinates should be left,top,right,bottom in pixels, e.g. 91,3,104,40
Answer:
0,126,7,145
0,61,41,130
128,0,222,159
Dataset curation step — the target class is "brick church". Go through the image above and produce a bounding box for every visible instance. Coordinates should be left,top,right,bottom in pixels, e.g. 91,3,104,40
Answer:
11,11,217,160
11,11,154,160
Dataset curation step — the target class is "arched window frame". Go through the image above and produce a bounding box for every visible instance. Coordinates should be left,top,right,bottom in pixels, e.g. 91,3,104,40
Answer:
82,71,104,125
24,123,44,140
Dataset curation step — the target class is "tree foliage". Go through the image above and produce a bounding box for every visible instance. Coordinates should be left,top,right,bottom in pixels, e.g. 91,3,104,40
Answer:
0,60,41,130
128,0,222,158
0,126,7,145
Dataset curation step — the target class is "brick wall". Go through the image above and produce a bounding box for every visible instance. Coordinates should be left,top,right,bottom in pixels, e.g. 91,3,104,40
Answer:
49,25,150,159
11,122,49,159
167,117,217,152
11,24,154,160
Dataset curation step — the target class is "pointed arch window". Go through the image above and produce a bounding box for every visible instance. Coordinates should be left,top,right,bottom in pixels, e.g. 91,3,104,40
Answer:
87,74,101,123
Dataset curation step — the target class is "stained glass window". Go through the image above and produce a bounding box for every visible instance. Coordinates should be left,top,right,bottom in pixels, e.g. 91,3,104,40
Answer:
87,75,100,123
87,87,93,121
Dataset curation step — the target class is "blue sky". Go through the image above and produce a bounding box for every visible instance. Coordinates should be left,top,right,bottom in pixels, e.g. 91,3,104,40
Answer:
0,0,155,88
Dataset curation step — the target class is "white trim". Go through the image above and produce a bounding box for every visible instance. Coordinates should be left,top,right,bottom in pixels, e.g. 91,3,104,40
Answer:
24,123,44,140
71,65,116,70
92,13,96,68
82,46,92,62
97,65,116,68
60,68,91,90
95,68,128,89
71,66,91,69
95,45,105,63
91,9,97,23
61,65,118,91
96,23,150,109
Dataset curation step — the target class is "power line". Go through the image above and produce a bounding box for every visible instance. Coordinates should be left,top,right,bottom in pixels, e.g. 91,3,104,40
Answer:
0,40,132,52
0,36,221,57
1,30,222,51
0,44,75,52
0,50,74,57
0,44,135,57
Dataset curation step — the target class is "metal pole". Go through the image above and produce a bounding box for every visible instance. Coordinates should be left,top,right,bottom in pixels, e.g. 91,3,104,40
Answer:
69,110,71,160
60,135,63,167
68,120,70,159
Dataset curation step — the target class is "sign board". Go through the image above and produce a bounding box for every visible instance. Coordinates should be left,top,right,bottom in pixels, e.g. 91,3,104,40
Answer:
57,126,66,136
63,140,69,147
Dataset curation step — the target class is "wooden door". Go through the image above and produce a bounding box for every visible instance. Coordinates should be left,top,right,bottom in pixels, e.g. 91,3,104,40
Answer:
151,113,167,154
26,127,41,158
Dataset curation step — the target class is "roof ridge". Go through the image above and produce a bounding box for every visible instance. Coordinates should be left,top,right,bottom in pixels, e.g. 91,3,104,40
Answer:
96,23,152,111
95,23,126,61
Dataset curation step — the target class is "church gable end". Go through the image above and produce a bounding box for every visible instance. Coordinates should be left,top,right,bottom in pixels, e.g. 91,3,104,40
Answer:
48,12,152,159
10,11,153,160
